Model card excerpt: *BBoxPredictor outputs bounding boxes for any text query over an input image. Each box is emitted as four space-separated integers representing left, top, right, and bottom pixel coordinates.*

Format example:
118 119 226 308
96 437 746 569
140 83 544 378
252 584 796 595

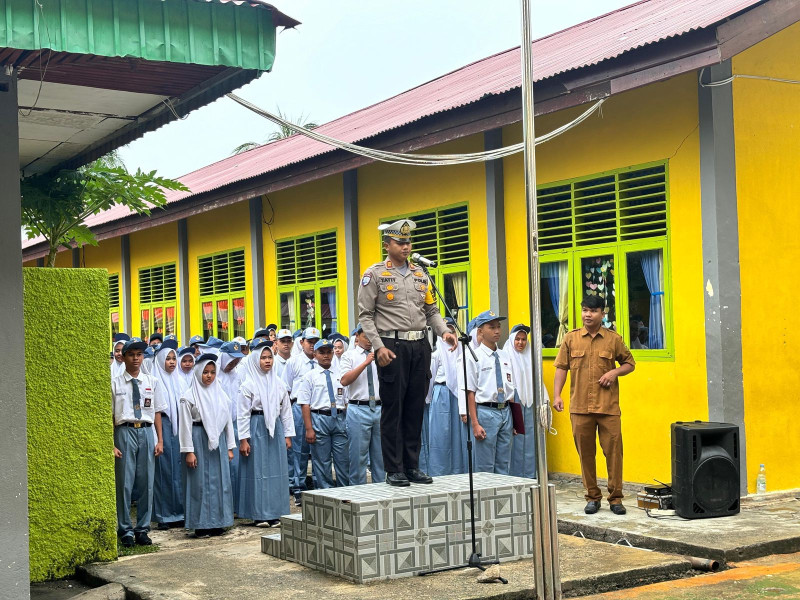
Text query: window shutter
108 274 120 308
139 265 176 303
276 240 297 286
316 232 337 280
199 250 246 296
618 164 668 240
276 232 338 286
380 204 470 266
199 256 214 296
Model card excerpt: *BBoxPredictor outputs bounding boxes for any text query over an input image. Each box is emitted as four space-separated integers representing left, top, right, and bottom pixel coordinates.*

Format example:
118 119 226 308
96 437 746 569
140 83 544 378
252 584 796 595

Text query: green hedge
24 268 117 581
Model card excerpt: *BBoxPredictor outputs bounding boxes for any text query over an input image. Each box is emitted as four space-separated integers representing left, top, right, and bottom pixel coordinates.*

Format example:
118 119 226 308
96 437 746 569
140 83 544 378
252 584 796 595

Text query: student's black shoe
134 533 153 546
156 523 170 531
386 472 411 487
194 529 211 539
209 528 225 536
294 494 302 507
254 520 270 528
171 520 185 529
120 535 135 548
584 501 601 514
610 503 627 515
267 519 281 527
405 469 433 484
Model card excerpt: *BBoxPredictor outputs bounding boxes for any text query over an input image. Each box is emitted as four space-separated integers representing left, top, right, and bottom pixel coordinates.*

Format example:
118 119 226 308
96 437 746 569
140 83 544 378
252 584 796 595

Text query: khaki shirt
358 259 448 351
553 327 635 416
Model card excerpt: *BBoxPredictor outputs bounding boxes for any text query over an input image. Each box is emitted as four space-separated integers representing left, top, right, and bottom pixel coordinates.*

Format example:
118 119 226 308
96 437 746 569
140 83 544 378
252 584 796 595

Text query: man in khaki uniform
358 219 457 486
553 294 635 515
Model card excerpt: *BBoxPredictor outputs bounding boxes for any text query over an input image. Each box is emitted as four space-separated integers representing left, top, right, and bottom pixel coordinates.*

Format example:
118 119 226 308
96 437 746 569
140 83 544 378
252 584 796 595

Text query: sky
119 0 633 179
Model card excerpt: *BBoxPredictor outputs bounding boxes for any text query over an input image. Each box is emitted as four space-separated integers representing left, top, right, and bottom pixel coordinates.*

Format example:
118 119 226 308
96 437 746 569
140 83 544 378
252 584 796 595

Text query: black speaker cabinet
671 421 740 519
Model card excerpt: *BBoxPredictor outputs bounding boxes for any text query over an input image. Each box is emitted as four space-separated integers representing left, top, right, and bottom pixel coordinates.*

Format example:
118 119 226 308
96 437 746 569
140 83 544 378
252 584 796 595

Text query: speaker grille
693 455 739 512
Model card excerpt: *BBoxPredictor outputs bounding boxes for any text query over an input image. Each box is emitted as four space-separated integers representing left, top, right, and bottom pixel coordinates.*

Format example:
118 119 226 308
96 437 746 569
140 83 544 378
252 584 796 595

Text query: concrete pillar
343 170 360 333
121 234 132 335
485 128 508 336
249 197 265 331
177 219 191 344
0 66 31 599
698 60 748 495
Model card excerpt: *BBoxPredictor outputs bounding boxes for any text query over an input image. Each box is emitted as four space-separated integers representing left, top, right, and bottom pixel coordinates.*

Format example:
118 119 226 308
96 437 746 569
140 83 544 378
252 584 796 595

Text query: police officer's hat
313 339 334 352
378 219 416 242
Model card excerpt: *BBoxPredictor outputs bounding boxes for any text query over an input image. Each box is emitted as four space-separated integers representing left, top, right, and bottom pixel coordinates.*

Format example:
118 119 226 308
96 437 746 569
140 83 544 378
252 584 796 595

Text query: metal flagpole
519 1 561 598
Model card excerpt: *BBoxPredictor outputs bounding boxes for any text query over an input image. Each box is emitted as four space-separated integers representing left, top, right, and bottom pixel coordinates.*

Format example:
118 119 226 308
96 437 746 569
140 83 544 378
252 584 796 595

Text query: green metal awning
1 0 299 174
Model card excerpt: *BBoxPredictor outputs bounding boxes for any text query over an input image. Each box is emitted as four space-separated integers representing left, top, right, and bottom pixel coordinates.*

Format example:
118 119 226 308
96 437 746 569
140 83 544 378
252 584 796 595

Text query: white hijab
111 341 126 379
240 346 288 438
177 352 195 393
153 349 180 436
291 337 303 357
181 358 231 451
503 330 534 407
438 334 461 399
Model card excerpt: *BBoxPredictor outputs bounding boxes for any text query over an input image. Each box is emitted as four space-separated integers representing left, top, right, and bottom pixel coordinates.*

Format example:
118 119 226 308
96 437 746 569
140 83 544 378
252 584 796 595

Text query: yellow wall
53 249 72 268
83 237 121 276
358 135 490 317
263 176 346 332
187 202 253 337
129 222 180 340
733 22 800 492
503 73 710 485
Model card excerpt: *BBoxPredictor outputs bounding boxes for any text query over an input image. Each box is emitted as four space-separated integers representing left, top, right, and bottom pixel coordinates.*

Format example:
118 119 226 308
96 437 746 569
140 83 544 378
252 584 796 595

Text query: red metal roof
55 0 764 238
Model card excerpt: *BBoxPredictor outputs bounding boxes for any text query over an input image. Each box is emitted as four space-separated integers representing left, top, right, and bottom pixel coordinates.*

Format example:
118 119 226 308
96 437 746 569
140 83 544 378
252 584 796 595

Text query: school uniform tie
365 349 376 411
492 352 506 404
131 378 142 420
324 370 338 416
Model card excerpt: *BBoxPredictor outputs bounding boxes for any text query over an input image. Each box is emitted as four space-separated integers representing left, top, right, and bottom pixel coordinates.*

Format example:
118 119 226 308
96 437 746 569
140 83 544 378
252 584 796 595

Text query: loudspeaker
671 421 740 519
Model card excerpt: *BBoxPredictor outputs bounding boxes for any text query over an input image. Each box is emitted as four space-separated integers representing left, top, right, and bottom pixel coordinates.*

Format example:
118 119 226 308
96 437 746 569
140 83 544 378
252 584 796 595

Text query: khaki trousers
570 413 623 504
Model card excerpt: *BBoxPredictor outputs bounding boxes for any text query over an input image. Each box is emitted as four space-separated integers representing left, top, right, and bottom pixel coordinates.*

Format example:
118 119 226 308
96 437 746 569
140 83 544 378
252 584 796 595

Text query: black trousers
377 337 431 474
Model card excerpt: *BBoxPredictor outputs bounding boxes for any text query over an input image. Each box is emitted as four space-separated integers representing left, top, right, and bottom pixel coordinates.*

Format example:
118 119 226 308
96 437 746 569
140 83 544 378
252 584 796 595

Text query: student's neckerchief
154 349 180 436
240 346 288 438
181 358 230 451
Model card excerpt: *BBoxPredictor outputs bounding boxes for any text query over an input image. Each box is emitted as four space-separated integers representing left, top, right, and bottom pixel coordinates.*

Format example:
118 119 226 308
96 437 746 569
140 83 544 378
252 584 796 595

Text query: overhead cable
699 67 800 88
225 93 606 166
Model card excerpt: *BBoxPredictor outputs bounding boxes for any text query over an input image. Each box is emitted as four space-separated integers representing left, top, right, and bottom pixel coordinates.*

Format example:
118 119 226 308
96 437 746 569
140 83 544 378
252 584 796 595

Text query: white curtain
557 261 569 346
450 272 468 332
283 292 296 331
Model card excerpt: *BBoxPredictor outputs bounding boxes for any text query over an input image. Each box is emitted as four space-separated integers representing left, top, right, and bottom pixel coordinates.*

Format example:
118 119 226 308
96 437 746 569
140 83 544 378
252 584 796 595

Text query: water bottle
756 464 767 494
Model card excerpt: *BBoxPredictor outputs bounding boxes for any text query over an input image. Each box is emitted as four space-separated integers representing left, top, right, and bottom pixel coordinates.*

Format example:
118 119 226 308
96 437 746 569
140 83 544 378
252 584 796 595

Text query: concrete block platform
262 473 536 582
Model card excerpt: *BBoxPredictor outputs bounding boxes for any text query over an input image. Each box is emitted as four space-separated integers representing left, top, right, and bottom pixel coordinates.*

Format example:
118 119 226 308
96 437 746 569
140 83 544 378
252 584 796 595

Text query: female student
177 347 196 392
237 343 295 526
152 341 184 528
218 341 245 514
179 354 236 538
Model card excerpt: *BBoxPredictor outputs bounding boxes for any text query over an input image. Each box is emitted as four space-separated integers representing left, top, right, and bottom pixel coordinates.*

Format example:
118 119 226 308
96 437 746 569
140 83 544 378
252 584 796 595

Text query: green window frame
380 203 471 332
139 263 177 340
109 273 121 341
537 161 674 360
276 230 338 334
199 249 247 342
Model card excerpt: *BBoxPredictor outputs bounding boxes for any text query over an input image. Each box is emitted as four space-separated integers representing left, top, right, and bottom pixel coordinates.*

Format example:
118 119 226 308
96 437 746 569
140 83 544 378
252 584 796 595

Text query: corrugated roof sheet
51 0 765 238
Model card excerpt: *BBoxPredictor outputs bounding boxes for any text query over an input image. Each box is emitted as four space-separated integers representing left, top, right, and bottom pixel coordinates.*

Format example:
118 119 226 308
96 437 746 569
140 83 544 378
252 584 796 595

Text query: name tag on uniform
507 373 512 382
337 388 344 396
144 397 152 408
481 367 492 372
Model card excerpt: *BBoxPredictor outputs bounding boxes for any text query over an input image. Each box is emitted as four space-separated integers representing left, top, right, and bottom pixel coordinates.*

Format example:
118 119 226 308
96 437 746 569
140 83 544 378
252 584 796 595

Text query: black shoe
294 494 302 507
267 519 281 527
584 501 601 514
156 523 170 531
386 472 411 487
209 528 225 536
134 533 152 546
194 529 211 539
405 469 433 484
120 535 135 548
171 520 185 529
610 503 627 515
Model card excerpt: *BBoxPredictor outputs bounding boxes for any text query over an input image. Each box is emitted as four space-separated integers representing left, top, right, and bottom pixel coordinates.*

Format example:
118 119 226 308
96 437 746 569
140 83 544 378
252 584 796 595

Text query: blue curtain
541 263 560 321
326 289 337 333
639 250 665 349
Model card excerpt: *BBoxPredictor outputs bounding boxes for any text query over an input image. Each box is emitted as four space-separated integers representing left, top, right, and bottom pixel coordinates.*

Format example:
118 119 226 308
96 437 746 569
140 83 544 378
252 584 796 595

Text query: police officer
358 219 457 486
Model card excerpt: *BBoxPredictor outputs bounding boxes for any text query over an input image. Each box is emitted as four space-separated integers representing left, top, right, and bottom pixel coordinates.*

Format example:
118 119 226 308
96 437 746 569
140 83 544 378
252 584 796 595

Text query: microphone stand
415 260 508 584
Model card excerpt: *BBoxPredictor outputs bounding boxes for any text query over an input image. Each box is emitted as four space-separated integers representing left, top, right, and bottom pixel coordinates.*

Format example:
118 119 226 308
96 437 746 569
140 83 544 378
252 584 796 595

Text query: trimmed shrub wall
24 268 117 581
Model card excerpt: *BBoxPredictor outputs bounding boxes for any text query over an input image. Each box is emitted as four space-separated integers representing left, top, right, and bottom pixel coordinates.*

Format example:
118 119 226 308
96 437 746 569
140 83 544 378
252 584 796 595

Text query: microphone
411 253 437 268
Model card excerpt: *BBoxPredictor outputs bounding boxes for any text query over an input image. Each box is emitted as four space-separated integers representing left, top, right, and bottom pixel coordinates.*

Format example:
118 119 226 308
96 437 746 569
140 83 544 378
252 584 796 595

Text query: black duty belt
379 329 426 341
349 400 382 407
121 422 152 428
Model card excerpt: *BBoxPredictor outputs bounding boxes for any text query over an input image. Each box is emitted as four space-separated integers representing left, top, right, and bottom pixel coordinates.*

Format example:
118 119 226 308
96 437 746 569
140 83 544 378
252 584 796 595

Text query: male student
553 294 635 515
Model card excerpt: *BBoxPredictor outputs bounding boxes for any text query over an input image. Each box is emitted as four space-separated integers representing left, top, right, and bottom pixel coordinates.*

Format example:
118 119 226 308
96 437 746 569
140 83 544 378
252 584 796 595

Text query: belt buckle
497 402 507 410
133 422 142 429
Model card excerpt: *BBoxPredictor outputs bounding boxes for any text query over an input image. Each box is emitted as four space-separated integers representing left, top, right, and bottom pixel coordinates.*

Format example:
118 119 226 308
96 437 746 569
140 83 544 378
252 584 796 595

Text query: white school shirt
274 353 290 379
281 353 317 398
237 382 296 440
339 346 380 402
466 344 516 405
295 366 347 411
178 398 236 453
111 371 167 426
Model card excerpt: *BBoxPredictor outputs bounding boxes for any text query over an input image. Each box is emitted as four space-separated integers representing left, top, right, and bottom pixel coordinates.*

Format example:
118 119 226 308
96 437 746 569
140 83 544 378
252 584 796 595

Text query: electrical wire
699 67 800 88
225 93 606 166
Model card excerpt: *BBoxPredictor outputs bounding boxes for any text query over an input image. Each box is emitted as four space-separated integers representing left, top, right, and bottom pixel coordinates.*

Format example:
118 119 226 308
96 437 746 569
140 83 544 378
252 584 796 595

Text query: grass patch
118 544 160 558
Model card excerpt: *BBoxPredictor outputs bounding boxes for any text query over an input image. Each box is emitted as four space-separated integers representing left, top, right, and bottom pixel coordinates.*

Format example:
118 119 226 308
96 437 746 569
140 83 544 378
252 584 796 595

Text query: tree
231 107 319 155
21 158 188 267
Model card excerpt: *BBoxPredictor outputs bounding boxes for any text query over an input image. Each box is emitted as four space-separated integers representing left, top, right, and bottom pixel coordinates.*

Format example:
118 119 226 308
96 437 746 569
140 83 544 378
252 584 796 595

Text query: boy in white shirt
273 329 294 378
296 340 349 488
466 311 516 475
111 337 166 547
340 324 383 485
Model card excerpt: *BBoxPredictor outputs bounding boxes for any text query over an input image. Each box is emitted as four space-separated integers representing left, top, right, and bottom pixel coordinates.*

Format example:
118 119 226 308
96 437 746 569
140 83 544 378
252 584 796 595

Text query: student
466 311 516 475
179 354 236 538
149 333 163 348
111 337 165 547
237 343 295 527
152 339 184 528
281 327 321 504
296 340 349 488
329 333 348 375
291 330 303 357
218 341 245 515
141 345 156 375
273 329 294 378
177 347 196 392
111 333 130 379
428 318 466 476
233 336 249 356
504 324 547 479
188 335 204 357
340 324 383 485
